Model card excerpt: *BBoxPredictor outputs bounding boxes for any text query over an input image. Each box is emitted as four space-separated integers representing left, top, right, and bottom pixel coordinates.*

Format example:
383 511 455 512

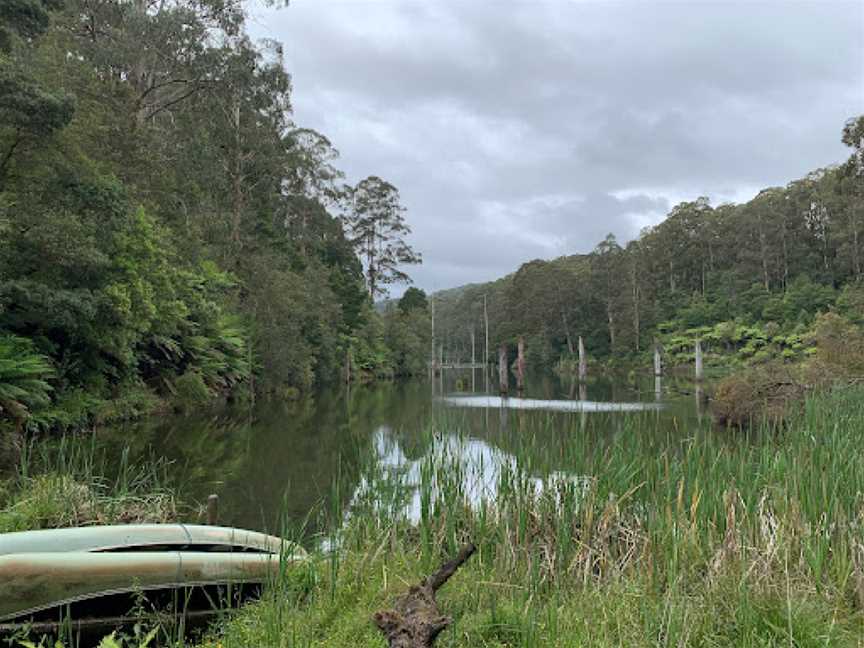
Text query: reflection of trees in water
95 383 436 540
89 374 717 544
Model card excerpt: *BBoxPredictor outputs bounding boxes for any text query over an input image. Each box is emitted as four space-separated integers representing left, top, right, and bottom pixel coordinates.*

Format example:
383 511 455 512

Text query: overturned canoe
0 525 306 633
0 551 290 622
0 524 297 555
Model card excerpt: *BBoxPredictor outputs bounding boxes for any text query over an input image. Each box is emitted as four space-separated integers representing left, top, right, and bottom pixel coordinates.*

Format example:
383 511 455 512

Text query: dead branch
373 543 476 648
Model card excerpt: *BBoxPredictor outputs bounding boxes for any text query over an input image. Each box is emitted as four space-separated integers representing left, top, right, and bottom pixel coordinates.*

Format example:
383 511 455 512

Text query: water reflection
89 371 708 544
349 425 590 523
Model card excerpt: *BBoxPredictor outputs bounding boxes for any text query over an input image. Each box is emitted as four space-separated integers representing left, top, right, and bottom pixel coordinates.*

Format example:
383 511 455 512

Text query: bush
171 371 212 411
712 363 807 427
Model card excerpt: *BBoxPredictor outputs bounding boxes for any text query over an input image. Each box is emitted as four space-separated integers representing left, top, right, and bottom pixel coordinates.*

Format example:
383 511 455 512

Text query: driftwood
373 543 476 648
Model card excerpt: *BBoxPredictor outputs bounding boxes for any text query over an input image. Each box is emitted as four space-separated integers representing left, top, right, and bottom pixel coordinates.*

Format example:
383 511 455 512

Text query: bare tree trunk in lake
374 544 476 648
695 339 704 381
498 345 508 394
430 294 436 375
483 294 490 366
654 342 663 377
695 384 706 421
470 328 475 366
516 337 525 393
578 336 587 382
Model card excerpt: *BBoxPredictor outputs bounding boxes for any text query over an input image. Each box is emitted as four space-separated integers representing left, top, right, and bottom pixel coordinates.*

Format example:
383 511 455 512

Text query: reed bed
207 386 864 647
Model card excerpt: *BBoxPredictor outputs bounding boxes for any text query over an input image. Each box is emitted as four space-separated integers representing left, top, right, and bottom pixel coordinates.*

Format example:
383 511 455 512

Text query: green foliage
0 0 424 431
0 334 52 428
397 286 428 314
384 306 432 375
171 372 212 411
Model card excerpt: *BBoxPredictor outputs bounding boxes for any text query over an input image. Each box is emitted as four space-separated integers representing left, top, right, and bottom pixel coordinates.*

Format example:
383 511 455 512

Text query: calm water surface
98 370 712 542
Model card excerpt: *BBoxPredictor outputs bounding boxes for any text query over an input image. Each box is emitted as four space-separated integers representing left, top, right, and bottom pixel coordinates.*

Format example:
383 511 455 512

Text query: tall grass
0 434 180 531
209 386 864 646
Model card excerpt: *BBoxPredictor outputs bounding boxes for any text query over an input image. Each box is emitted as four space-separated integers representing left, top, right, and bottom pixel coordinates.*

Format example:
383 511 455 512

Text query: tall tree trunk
230 97 244 258
607 305 616 353
578 336 587 382
758 218 769 291
630 256 641 352
781 216 789 291
561 310 574 355
853 201 861 280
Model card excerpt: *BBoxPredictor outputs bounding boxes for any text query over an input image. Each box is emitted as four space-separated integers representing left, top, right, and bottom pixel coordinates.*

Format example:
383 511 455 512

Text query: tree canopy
0 0 426 432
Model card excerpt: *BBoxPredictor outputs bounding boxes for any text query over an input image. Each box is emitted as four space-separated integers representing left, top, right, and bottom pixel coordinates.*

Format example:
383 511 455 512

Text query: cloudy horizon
247 0 864 296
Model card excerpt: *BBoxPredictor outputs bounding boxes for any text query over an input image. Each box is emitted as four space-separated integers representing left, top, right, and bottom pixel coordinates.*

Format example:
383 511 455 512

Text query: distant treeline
0 0 429 433
434 116 864 369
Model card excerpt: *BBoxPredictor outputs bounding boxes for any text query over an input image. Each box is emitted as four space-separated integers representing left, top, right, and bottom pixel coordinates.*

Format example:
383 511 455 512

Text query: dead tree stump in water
373 543 476 648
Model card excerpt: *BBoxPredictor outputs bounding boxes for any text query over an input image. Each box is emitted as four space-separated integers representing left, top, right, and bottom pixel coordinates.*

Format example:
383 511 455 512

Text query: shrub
712 363 806 427
171 371 212 411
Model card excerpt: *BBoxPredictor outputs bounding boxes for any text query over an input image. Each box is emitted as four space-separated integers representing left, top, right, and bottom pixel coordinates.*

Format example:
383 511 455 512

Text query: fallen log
373 543 476 647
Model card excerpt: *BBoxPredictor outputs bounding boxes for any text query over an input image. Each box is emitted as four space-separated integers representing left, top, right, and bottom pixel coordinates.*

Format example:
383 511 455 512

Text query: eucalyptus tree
838 116 864 281
590 234 626 353
0 0 72 190
348 176 421 299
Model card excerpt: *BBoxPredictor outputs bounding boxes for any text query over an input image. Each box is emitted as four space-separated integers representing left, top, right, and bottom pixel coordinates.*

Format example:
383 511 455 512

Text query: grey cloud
247 0 864 295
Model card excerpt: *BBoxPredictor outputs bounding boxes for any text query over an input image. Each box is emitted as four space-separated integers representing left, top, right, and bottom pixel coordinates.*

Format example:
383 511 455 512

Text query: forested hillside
435 116 864 370
0 0 429 433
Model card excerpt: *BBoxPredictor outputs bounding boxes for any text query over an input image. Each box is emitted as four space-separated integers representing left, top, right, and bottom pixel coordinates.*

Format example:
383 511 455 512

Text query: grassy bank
0 437 182 532
202 386 864 647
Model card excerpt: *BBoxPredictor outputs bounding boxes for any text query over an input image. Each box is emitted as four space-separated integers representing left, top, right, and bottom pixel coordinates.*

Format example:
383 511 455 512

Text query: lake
96 370 713 544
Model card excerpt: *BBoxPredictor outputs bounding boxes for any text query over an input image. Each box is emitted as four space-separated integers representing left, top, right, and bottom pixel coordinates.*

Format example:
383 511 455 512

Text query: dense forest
434 115 864 371
0 0 431 434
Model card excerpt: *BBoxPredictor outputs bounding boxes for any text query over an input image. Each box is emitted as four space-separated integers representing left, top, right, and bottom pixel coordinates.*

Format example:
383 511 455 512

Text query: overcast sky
247 0 864 296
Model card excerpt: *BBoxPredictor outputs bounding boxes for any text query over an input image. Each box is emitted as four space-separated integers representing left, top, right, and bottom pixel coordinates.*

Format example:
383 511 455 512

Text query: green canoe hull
0 524 297 555
0 551 294 621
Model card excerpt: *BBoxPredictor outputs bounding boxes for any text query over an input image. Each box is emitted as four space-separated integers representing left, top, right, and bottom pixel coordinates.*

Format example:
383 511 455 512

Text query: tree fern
0 335 53 427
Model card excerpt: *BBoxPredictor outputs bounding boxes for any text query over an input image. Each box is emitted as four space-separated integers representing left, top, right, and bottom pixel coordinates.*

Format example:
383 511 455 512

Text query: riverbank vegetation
0 0 433 436
197 385 864 646
0 438 180 532
433 116 864 377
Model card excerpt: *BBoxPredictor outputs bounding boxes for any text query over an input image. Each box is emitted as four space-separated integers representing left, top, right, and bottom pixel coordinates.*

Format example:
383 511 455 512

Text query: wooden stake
206 494 219 525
